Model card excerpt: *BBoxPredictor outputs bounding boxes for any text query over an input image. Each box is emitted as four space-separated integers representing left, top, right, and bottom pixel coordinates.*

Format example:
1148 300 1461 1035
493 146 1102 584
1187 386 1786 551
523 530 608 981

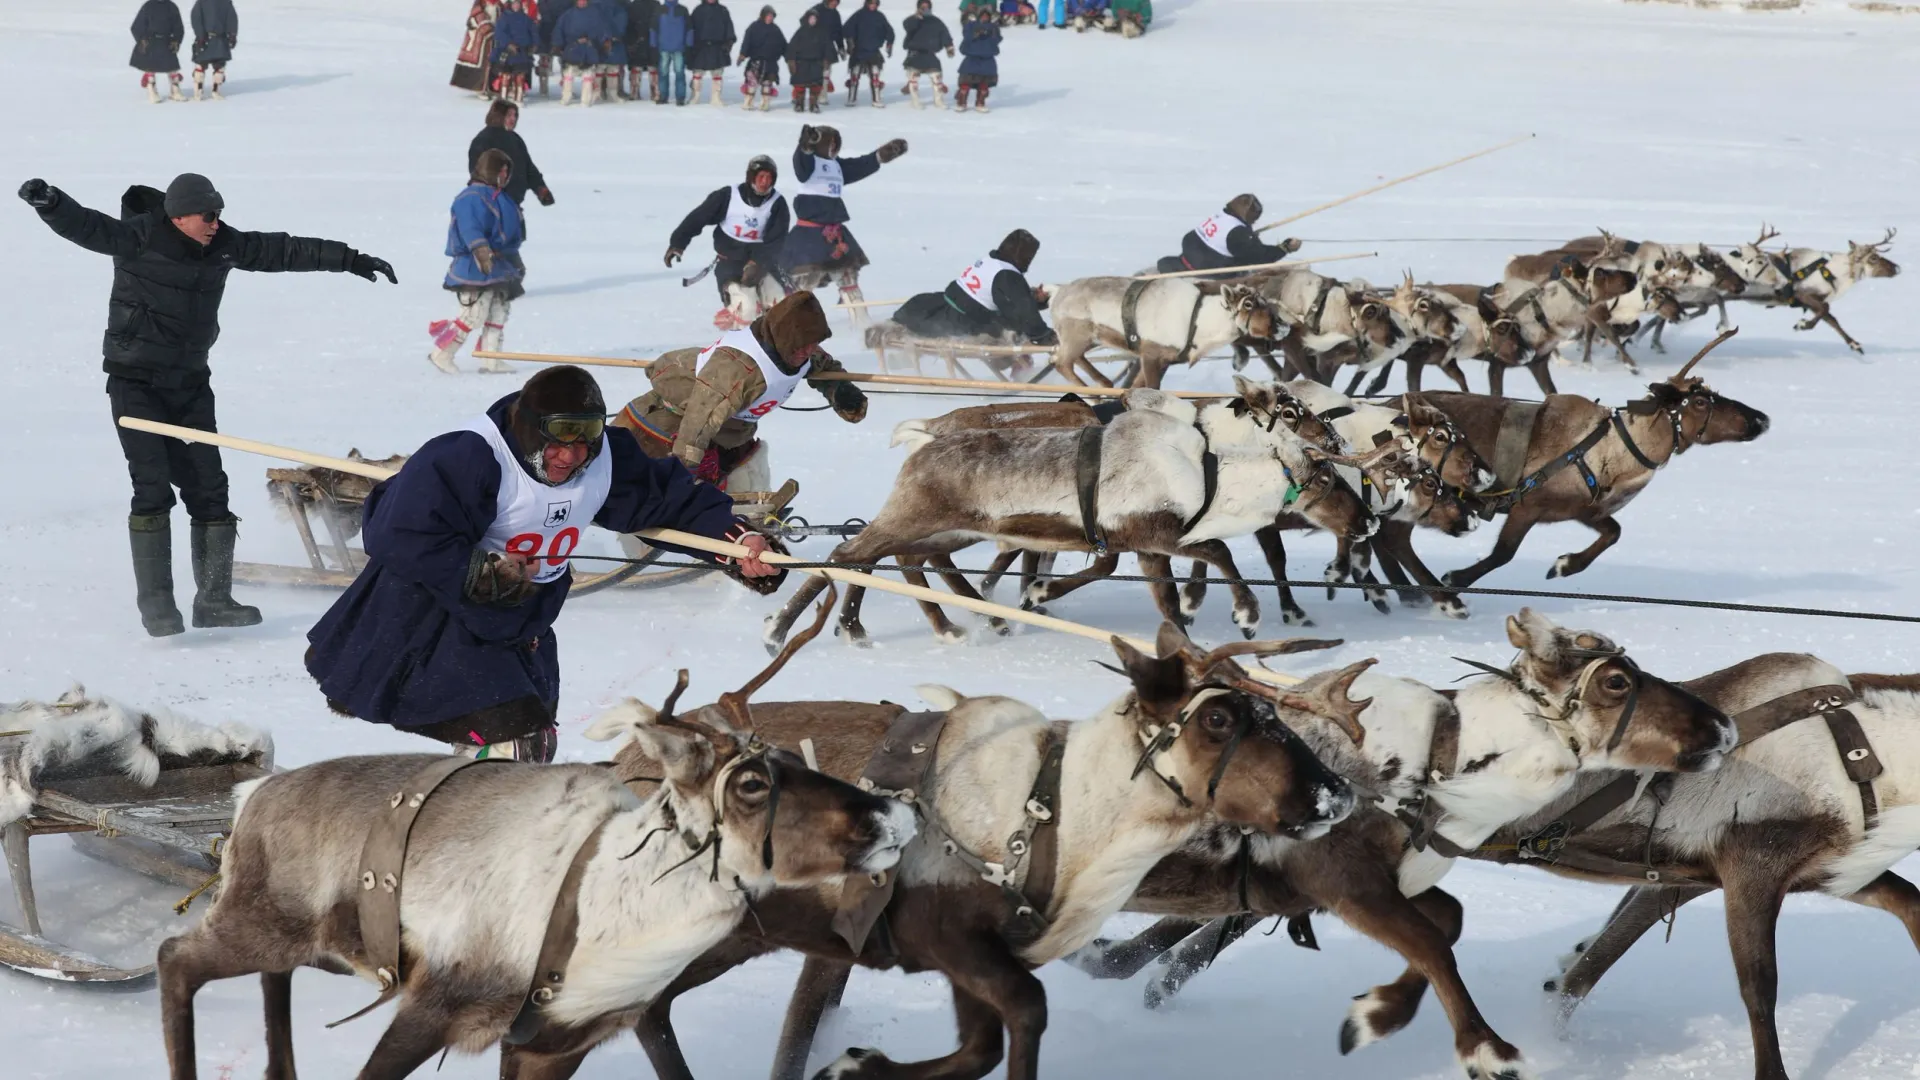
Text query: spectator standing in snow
1033 0 1065 29
843 0 893 107
553 0 610 105
653 0 693 104
131 0 186 103
593 0 629 101
738 6 786 111
17 174 394 636
787 9 832 112
1155 194 1301 275
490 0 540 102
625 0 660 101
538 0 564 96
666 155 792 329
899 0 952 109
188 0 236 101
431 149 524 375
468 100 553 235
806 0 845 92
689 0 736 105
955 9 998 113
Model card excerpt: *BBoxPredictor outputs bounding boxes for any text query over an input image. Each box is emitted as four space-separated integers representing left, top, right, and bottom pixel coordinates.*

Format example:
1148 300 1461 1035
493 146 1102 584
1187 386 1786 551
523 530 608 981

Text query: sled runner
0 693 273 985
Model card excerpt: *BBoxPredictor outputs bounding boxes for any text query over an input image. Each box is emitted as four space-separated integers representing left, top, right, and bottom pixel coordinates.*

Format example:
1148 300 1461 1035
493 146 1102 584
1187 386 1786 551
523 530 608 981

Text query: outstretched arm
224 227 395 282
992 270 1057 345
25 184 143 259
668 186 732 256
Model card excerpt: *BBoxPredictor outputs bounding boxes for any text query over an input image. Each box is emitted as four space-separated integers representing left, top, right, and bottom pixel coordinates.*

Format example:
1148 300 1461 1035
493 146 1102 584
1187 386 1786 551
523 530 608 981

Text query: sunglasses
199 211 220 224
537 413 606 445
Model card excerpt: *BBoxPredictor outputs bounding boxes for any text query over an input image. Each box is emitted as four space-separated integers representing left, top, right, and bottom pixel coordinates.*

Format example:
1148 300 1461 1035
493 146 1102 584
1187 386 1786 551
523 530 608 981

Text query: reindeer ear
1232 373 1258 400
611 707 718 787
1116 633 1191 712
1504 613 1532 653
1506 608 1562 663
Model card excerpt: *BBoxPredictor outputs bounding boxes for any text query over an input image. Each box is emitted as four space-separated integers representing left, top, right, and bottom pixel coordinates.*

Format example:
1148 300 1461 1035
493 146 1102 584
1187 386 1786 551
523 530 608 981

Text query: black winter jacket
843 7 893 64
467 126 547 207
669 183 791 263
789 150 882 225
1178 222 1289 271
626 0 662 65
788 19 834 85
130 0 184 72
806 2 845 54
688 0 736 69
893 265 1051 344
901 12 951 57
36 185 358 387
190 0 237 65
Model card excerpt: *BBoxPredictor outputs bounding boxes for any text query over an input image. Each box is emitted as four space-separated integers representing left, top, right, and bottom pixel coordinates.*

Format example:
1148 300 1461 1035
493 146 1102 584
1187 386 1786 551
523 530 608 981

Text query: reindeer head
1730 223 1786 286
1648 286 1685 323
1638 330 1769 448
1585 266 1640 303
1220 284 1277 341
1110 624 1357 837
1485 315 1530 365
1504 609 1733 773
586 587 917 888
1848 228 1900 280
1595 228 1630 263
1692 248 1748 296
1402 464 1477 536
1353 295 1405 351
1387 272 1458 342
1228 375 1341 453
1291 441 1387 542
1394 395 1495 492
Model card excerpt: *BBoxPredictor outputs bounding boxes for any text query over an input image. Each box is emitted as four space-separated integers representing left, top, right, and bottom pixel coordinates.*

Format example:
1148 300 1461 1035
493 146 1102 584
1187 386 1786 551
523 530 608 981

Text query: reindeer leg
1253 526 1311 627
1180 561 1208 623
771 958 856 1080
1342 367 1368 397
1337 887 1466 1049
1138 553 1188 628
1648 317 1668 354
1547 512 1621 579
1142 914 1260 1009
159 918 296 1080
837 573 874 647
637 937 780 1080
1403 354 1425 394
976 550 1022 598
500 1046 593 1080
1441 509 1537 597
930 553 1010 636
1486 362 1506 398
1021 551 1118 611
1345 539 1390 614
1547 886 1710 1018
1526 358 1557 396
1720 862 1798 1080
1019 552 1053 609
1187 539 1260 638
1590 311 1639 373
1439 357 1470 393
1067 917 1209 981
1051 331 1093 386
262 971 297 1080
1817 304 1865 354
1375 520 1467 617
1845 871 1920 953
1258 341 1289 380
899 557 967 644
1715 296 1731 332
356 994 460 1080
819 940 1038 1080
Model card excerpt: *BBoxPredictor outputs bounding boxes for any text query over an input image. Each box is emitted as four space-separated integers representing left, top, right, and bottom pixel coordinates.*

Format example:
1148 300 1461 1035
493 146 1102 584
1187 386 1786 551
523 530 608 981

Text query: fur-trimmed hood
0 687 272 827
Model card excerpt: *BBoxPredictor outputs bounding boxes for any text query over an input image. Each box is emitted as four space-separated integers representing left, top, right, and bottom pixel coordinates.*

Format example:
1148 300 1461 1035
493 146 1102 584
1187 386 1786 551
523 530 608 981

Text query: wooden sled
1 745 272 985
243 466 811 595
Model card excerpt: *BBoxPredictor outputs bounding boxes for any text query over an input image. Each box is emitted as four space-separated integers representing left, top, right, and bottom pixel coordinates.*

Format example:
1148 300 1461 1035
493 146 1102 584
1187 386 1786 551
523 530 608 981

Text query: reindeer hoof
989 618 1014 637
1459 1041 1532 1080
1437 598 1470 620
1281 609 1313 628
935 626 969 645
1851 342 1866 355
812 1047 888 1080
837 624 873 648
1547 555 1577 579
1370 596 1391 615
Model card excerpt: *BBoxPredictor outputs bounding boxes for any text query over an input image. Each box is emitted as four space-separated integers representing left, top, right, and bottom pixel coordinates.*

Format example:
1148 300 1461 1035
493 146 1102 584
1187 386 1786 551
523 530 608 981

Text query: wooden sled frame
1 744 274 986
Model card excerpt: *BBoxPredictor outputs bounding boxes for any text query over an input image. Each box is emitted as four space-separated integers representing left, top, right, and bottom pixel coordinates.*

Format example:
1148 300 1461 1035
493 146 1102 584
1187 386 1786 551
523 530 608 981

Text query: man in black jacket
1156 193 1302 275
665 154 791 330
466 99 554 234
891 228 1055 346
17 173 396 638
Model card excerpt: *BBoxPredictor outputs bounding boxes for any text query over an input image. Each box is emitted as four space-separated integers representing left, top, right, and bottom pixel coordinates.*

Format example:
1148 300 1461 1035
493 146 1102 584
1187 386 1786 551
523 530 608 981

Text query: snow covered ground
4 0 1918 1076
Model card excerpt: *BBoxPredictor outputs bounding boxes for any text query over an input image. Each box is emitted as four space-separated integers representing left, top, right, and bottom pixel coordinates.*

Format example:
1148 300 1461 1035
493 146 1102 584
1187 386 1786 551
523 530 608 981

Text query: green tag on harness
1282 482 1304 507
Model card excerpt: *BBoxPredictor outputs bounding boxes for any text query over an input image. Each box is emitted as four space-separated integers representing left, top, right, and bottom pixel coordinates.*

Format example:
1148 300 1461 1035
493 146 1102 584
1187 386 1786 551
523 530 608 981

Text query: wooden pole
110 418 1302 686
834 297 910 310
1254 134 1537 236
1129 250 1377 282
469 352 1236 398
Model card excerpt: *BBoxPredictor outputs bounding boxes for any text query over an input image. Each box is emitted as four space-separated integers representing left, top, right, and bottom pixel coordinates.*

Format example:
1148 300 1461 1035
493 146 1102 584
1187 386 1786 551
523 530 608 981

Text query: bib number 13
505 528 581 568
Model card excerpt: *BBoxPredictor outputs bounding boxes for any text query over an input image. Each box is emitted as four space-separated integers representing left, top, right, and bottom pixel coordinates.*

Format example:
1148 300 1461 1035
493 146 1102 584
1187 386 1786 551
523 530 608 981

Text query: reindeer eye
1201 708 1234 735
1603 673 1631 694
1282 407 1300 421
734 771 771 798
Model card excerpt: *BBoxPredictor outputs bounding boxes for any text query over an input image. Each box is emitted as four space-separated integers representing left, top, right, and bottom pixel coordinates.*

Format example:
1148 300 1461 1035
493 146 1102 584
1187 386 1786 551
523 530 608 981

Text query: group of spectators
478 0 1004 112
968 0 1152 36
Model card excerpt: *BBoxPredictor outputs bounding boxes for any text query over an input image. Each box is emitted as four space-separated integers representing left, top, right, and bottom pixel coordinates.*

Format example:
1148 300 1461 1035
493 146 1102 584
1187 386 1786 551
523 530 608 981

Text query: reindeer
764 387 1383 648
1730 226 1899 353
580 626 1360 1080
1371 272 1488 395
1240 269 1413 387
1046 276 1275 388
156 592 916 1080
1045 610 1736 1080
1367 333 1767 615
1419 283 1543 396
1639 242 1749 353
1457 650 1920 1080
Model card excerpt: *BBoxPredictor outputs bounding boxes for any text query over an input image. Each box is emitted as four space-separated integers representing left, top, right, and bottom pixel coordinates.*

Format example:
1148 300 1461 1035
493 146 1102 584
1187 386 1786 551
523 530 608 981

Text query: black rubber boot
129 514 185 637
190 517 262 628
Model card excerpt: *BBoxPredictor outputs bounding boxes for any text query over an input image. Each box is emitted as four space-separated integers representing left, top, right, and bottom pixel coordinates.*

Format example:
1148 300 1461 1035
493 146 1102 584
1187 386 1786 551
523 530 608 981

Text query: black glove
349 251 397 284
535 186 554 206
664 247 683 268
829 378 868 423
875 138 908 164
1279 237 1303 255
464 549 537 606
718 521 790 596
17 179 54 209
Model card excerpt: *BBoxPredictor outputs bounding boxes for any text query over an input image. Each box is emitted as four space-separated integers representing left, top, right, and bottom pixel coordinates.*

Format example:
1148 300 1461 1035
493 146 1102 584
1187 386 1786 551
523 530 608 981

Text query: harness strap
1491 402 1543 490
331 756 507 1029
1315 406 1355 423
1075 426 1109 554
1178 290 1206 365
1823 708 1883 830
1120 279 1152 352
1182 450 1221 534
832 709 950 955
1733 685 1853 746
1401 702 1464 855
1006 722 1072 948
1610 411 1665 471
502 816 615 1046
1306 278 1335 335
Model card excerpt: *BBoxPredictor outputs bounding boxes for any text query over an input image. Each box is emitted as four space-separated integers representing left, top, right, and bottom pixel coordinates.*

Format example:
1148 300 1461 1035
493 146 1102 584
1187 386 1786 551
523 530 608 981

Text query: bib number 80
505 527 581 568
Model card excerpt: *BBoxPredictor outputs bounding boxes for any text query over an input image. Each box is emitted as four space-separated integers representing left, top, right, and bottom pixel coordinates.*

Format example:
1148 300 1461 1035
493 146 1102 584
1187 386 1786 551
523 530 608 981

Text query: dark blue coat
492 8 540 63
595 0 629 64
652 1 693 51
789 149 882 225
843 6 893 65
688 0 736 70
958 18 998 79
131 0 184 72
306 396 737 730
553 3 612 66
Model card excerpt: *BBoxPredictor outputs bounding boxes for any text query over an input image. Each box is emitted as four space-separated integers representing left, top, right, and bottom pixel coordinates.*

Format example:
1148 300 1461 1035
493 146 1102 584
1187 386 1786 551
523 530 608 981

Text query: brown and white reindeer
1419 283 1542 397
1728 226 1899 353
1365 333 1769 615
1374 272 1480 396
1053 609 1736 1080
1046 276 1276 388
1455 647 1920 1080
1639 242 1750 353
1236 267 1413 387
764 386 1384 649
571 626 1360 1080
156 595 916 1080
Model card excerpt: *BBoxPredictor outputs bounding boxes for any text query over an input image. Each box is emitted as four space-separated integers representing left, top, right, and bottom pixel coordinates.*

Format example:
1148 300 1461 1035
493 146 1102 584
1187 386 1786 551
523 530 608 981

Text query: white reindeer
1046 276 1277 388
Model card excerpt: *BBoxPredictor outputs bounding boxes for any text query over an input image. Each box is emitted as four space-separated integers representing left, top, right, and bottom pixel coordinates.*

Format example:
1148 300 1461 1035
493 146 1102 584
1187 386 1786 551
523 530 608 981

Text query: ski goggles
535 413 606 445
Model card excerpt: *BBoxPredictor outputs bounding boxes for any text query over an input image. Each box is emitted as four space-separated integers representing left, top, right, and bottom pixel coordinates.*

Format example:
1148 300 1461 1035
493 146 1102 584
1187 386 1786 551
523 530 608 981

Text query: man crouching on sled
612 290 866 495
305 365 782 763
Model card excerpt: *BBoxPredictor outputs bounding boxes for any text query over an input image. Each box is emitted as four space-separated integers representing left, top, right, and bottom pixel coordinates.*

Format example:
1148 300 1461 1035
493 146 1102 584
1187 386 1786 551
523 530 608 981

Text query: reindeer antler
1195 637 1344 674
1754 222 1781 247
1275 659 1378 745
1876 227 1898 250
715 581 840 733
1672 327 1737 383
649 669 729 740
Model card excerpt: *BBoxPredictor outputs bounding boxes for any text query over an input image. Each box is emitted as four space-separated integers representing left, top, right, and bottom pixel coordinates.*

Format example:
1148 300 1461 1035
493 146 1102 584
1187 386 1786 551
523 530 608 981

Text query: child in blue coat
955 10 998 113
491 0 540 102
431 149 526 374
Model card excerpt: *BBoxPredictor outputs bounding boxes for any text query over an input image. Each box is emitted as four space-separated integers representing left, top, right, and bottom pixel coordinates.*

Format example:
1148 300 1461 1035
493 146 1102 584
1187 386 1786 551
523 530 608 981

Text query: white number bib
794 156 844 200
720 185 779 243
953 256 1019 313
701 328 813 422
1195 212 1237 258
462 415 613 584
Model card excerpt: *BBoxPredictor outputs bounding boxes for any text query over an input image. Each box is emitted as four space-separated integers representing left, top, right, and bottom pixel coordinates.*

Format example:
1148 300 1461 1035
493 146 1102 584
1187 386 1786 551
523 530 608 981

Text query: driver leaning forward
613 291 867 495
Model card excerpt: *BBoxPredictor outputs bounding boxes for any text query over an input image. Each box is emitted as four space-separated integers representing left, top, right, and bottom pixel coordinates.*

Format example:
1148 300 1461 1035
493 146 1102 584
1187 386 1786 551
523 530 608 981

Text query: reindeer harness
1474 392 1715 518
1073 424 1221 554
1120 279 1207 366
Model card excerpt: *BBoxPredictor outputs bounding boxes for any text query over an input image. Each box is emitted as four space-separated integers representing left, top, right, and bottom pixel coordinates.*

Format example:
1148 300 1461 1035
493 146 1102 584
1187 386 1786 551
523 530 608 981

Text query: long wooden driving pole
112 418 1304 685
1130 250 1377 281
469 350 1235 399
1255 134 1537 236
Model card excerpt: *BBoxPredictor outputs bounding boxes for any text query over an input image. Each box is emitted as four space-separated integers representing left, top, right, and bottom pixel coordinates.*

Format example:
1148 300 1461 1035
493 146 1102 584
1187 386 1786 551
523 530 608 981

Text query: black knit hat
992 229 1040 274
163 173 224 219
